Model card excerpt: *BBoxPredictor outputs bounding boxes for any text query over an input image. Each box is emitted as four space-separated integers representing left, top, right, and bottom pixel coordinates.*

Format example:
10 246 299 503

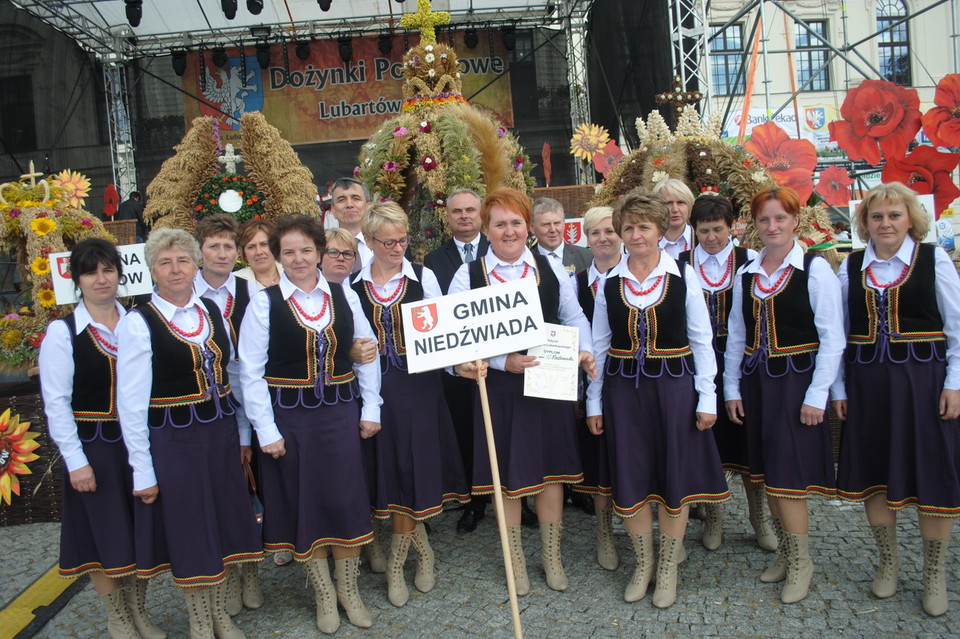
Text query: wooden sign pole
475 359 524 639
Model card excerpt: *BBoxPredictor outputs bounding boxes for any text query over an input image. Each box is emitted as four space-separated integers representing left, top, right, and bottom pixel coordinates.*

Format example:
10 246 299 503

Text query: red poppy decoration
592 140 624 178
421 156 436 171
828 79 921 165
744 121 817 203
881 145 960 217
814 165 855 208
921 74 960 148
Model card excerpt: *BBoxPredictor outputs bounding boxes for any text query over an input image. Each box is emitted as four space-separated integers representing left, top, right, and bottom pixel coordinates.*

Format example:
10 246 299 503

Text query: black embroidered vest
846 243 946 362
468 254 561 325
263 283 356 402
135 297 233 426
604 263 693 376
680 246 750 352
352 264 424 360
741 253 820 373
63 313 121 441
575 269 596 324
223 277 251 349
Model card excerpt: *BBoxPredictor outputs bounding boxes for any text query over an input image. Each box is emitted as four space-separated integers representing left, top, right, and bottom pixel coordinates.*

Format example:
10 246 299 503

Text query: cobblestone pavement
2 489 958 638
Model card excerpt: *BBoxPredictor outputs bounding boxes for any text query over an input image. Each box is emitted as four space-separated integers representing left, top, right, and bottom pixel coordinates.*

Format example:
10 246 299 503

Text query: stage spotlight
338 37 352 63
501 26 515 51
124 0 142 27
378 33 392 55
296 40 310 61
212 47 228 67
317 0 332 10
221 0 237 20
256 42 270 68
171 50 187 76
464 29 478 49
247 0 264 14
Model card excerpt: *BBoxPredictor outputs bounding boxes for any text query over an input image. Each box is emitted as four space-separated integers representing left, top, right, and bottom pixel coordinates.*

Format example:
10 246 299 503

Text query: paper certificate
523 323 579 402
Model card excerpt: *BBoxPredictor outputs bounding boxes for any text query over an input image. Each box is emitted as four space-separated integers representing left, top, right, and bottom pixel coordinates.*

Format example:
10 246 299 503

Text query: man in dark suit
532 197 592 274
424 189 492 533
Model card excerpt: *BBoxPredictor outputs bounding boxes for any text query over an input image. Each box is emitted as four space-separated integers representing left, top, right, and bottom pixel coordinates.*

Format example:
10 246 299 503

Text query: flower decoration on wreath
0 408 41 506
193 173 267 224
0 164 113 371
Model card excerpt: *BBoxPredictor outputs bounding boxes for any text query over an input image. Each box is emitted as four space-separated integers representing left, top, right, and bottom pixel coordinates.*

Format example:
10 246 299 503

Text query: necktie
463 242 474 263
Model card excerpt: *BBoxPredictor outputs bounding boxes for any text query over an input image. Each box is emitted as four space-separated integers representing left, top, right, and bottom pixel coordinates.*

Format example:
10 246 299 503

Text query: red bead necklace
88 326 117 353
167 305 205 338
866 262 910 289
491 262 531 283
222 292 233 318
698 251 733 288
624 275 664 296
753 266 792 294
590 279 599 295
290 293 329 321
366 278 404 304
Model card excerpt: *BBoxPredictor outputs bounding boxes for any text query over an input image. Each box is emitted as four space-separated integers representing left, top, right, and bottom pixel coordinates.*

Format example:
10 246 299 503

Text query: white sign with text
51 243 153 304
401 278 546 374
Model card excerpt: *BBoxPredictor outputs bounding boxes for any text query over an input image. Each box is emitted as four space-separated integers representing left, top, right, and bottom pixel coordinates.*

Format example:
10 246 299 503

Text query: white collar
194 270 235 296
694 239 733 264
660 225 692 247
745 240 806 274
72 299 126 334
150 290 206 321
354 231 367 246
279 269 331 299
483 246 538 272
537 242 565 260
862 235 916 270
354 257 419 284
454 235 480 250
590 255 622 284
608 250 679 283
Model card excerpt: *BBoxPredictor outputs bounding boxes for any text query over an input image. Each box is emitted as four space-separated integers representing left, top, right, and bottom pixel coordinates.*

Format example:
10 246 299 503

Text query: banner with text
51 244 152 304
401 278 545 374
183 31 514 146
723 105 841 149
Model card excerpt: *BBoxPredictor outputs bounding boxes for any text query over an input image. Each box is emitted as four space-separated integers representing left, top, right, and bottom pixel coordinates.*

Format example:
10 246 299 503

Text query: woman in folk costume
351 201 468 606
652 178 695 260
117 229 263 639
677 196 773 552
724 186 844 604
570 206 623 572
586 189 729 608
239 214 381 634
40 238 166 639
832 182 960 616
192 215 263 615
449 187 596 595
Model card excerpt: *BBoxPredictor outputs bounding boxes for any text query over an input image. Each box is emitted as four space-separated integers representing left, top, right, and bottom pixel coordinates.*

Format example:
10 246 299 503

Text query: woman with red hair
724 186 844 604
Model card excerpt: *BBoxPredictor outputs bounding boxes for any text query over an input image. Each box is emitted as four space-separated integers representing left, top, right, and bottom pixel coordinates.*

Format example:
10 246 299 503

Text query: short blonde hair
145 228 200 269
361 201 409 239
613 188 669 236
854 182 930 243
583 206 614 234
325 227 359 252
652 178 695 209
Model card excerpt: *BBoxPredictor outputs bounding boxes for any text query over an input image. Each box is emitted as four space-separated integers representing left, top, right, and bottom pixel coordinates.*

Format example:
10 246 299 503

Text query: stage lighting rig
247 0 264 15
221 0 237 20
124 0 142 27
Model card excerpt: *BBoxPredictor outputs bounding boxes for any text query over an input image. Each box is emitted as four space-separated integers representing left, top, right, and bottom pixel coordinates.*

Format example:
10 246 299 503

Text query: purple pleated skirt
837 357 960 516
741 367 836 498
602 372 730 517
472 369 583 497
261 399 373 558
58 435 138 578
135 414 263 586
711 351 749 473
572 415 610 495
365 367 469 520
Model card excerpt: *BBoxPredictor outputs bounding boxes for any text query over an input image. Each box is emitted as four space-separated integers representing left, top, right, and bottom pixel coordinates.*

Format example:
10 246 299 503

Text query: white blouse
353 257 443 301
689 242 758 292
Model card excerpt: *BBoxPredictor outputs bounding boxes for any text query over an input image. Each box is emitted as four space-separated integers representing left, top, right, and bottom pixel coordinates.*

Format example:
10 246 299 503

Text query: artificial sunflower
51 170 91 208
1 329 22 348
36 289 56 308
570 123 611 162
30 218 57 236
0 408 41 505
30 256 50 276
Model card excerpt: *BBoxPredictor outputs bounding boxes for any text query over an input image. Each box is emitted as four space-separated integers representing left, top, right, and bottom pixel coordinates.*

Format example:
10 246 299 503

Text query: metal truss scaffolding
668 0 711 118
563 0 592 185
102 58 137 196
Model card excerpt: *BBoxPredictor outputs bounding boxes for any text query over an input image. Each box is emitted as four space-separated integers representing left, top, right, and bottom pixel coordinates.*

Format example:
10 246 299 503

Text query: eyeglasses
325 248 357 260
372 235 410 250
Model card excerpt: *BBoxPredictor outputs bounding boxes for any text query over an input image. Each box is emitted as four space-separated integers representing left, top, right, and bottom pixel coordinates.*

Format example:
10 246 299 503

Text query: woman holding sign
831 183 960 616
585 189 729 609
351 202 468 607
239 214 381 634
40 239 166 639
449 187 596 596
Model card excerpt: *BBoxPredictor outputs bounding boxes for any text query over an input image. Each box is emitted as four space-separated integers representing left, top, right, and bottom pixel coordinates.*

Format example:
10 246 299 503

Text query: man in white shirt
532 197 592 274
330 178 373 268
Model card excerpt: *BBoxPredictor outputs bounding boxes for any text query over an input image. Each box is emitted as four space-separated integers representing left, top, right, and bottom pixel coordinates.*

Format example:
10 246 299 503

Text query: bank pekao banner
182 31 514 146
401 278 545 374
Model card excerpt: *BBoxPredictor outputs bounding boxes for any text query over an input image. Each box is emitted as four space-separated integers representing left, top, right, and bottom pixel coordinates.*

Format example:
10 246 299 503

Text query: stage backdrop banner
182 31 514 146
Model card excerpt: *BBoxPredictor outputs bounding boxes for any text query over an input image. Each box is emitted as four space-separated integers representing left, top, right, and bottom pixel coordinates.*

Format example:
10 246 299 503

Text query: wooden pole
475 359 524 639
